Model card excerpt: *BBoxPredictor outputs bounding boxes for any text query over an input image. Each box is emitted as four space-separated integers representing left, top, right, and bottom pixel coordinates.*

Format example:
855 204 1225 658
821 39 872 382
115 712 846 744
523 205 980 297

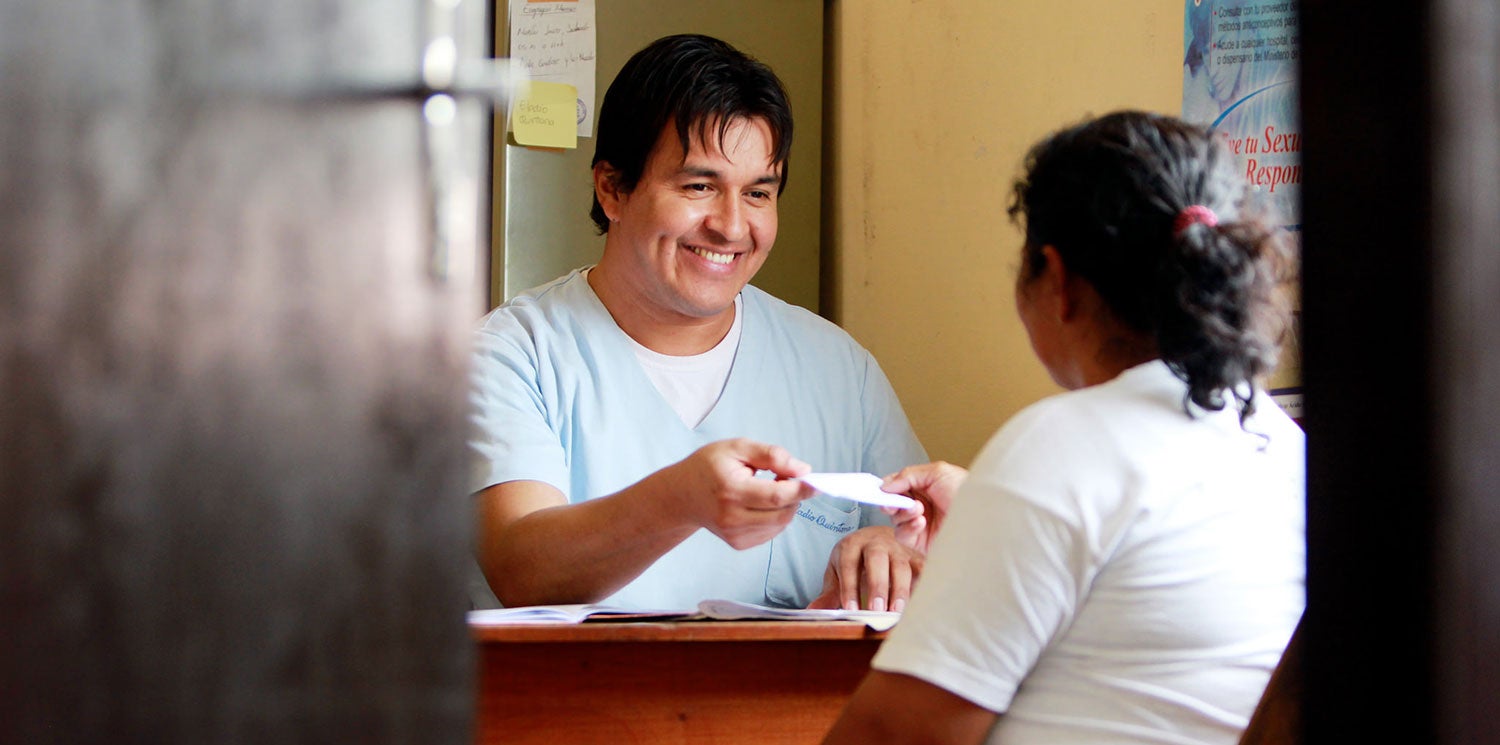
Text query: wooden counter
472 620 886 744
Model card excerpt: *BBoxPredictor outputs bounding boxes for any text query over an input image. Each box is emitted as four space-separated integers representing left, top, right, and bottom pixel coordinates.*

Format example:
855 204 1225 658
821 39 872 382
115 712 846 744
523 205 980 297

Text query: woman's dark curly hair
1009 110 1296 423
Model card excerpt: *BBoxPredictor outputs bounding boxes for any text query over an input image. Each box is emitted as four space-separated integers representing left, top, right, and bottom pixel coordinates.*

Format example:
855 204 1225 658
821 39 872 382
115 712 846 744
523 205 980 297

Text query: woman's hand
879 461 968 554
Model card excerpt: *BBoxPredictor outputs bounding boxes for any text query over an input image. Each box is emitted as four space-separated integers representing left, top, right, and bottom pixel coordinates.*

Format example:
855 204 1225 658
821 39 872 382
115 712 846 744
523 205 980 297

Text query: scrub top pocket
764 494 861 607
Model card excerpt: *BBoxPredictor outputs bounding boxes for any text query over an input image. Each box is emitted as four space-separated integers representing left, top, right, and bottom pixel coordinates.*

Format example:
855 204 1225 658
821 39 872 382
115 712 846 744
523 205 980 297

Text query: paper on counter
697 599 901 632
798 472 919 510
468 603 693 625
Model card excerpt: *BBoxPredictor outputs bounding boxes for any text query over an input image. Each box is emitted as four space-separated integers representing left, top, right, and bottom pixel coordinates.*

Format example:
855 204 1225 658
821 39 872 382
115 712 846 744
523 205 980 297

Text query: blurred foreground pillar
1 2 488 743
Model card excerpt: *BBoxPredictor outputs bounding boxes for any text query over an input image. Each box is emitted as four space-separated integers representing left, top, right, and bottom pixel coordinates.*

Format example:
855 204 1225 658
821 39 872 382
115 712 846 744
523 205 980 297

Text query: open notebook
467 599 900 631
466 604 692 625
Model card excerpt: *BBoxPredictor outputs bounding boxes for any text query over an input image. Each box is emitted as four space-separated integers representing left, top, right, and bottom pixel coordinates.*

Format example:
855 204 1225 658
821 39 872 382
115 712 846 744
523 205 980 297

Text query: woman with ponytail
825 111 1303 745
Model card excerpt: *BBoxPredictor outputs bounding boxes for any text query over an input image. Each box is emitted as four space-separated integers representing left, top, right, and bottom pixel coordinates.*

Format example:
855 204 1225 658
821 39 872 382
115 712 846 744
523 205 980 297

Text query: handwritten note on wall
508 0 596 139
512 81 579 149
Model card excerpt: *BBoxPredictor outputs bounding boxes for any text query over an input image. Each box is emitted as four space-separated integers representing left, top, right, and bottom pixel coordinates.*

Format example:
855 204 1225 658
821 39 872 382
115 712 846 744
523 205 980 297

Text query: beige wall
825 2 1184 464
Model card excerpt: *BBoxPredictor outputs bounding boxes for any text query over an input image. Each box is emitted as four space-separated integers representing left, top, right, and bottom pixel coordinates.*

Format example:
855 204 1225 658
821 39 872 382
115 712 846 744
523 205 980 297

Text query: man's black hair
589 34 793 234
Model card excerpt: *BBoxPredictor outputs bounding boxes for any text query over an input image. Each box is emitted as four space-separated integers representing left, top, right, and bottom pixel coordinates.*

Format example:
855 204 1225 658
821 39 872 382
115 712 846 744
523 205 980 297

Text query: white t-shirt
627 294 743 429
872 360 1305 745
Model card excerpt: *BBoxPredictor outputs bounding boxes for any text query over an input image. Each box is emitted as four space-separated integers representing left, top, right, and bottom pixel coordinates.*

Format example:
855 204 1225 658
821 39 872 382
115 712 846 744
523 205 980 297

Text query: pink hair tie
1173 204 1219 236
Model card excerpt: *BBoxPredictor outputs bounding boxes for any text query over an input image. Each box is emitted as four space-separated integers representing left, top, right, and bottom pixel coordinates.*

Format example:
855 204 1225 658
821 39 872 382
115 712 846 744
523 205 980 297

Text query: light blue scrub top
469 269 927 610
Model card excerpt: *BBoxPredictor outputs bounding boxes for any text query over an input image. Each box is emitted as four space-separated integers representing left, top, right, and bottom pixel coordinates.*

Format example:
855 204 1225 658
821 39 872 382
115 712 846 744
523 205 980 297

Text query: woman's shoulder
992 365 1176 447
965 363 1257 503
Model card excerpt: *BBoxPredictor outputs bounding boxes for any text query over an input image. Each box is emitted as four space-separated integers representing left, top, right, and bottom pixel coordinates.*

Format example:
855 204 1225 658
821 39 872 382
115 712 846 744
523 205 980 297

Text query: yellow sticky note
512 81 578 149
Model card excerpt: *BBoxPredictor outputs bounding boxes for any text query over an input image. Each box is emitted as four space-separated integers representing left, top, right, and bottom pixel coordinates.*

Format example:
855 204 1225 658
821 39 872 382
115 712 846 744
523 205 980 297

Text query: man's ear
593 162 625 223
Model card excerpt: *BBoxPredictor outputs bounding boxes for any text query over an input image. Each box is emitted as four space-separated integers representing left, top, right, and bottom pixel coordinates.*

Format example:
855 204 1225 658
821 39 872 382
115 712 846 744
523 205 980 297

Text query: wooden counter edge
469 619 890 643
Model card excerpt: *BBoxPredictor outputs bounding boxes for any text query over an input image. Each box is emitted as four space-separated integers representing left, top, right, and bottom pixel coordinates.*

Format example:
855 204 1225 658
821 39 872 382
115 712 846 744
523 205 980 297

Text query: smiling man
468 34 927 613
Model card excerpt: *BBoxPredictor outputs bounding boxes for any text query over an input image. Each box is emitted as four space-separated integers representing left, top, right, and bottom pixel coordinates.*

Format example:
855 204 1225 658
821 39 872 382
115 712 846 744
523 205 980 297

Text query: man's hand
657 438 817 550
879 461 968 554
806 526 924 613
475 438 815 607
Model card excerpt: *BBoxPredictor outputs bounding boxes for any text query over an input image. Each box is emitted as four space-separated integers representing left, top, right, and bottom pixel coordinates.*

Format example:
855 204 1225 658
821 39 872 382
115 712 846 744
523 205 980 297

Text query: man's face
600 116 781 320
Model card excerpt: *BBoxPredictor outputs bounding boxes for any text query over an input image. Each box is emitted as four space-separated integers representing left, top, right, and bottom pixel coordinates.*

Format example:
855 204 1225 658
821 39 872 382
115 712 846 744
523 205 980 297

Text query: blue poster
1183 0 1301 228
1183 0 1302 409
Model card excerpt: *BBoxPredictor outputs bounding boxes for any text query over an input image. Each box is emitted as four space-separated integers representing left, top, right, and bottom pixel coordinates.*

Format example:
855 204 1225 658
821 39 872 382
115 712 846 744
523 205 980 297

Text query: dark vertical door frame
1301 0 1500 741
1430 0 1500 741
